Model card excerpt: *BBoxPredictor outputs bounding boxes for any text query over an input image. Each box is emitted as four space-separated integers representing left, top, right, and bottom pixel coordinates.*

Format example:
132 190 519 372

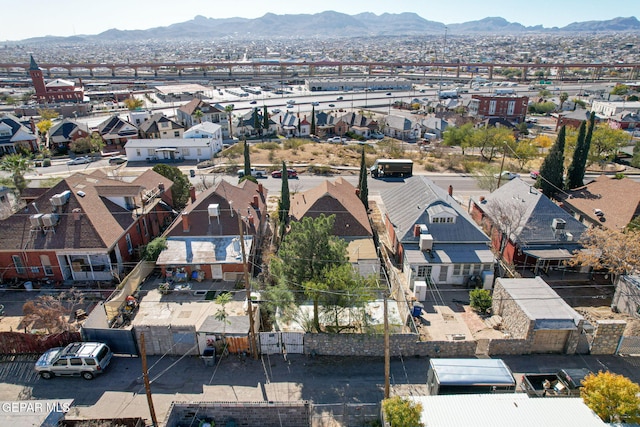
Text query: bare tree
22 288 85 333
483 198 529 257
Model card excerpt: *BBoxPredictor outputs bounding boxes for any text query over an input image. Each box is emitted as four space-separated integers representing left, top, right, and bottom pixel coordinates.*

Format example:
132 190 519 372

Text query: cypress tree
357 147 369 210
567 120 587 189
583 112 596 167
263 105 269 136
243 141 251 176
538 125 566 198
253 107 261 136
278 161 290 238
310 106 316 136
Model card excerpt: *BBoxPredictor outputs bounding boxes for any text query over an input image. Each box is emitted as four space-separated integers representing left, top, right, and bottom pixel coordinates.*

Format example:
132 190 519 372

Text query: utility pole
238 210 259 360
384 294 390 399
140 333 158 427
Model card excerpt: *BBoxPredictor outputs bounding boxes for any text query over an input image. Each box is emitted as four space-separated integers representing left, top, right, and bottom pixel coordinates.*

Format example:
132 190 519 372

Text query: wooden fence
0 330 81 354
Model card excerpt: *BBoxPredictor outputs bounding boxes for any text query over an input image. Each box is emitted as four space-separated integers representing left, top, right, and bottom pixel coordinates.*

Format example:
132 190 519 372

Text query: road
0 352 638 423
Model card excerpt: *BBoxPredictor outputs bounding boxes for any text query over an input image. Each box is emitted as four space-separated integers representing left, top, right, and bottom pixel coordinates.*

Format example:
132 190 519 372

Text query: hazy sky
2 0 637 41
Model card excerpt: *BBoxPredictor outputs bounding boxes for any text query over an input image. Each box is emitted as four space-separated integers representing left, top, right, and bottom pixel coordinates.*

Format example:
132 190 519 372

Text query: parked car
327 136 346 144
108 156 127 165
271 169 298 179
494 171 520 180
336 96 343 101
311 101 320 106
67 156 91 165
328 104 335 107
530 170 540 179
249 100 257 104
35 342 113 380
271 109 281 114
286 104 294 109
287 100 296 104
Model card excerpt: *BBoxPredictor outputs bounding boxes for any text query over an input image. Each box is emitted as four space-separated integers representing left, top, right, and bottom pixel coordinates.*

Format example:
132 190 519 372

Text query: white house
184 121 223 154
125 138 216 162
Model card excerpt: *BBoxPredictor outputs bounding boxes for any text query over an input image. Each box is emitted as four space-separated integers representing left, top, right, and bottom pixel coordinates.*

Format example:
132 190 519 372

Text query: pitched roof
385 114 414 131
380 176 489 243
178 98 225 115
97 115 138 138
0 170 170 251
0 113 36 145
165 179 268 238
478 178 587 244
559 175 640 230
49 119 89 141
290 178 372 237
138 113 183 133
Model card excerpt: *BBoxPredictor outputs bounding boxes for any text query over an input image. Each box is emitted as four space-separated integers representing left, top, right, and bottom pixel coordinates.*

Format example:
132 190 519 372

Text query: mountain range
22 12 640 43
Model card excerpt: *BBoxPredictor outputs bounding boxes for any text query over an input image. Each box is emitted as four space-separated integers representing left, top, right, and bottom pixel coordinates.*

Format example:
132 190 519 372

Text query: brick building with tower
29 55 85 104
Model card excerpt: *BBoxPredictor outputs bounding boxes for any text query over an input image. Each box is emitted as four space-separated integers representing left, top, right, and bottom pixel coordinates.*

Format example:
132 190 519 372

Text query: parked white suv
35 342 113 380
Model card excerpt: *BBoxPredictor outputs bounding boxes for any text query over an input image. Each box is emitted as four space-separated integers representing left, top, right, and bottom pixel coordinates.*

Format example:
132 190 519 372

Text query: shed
492 277 584 353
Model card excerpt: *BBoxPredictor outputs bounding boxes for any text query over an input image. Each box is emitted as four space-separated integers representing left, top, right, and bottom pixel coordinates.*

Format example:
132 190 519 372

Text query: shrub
470 289 492 314
42 158 51 167
307 164 332 175
254 142 280 150
382 396 423 427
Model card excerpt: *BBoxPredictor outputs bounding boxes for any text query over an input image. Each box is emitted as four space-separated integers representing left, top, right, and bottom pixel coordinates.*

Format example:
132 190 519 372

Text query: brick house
48 119 90 151
0 170 174 283
156 180 268 281
96 114 139 152
0 113 39 154
289 178 379 276
468 94 528 123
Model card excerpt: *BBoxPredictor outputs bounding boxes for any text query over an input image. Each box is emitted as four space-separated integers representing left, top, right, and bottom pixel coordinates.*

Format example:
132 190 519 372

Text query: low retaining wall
487 338 532 355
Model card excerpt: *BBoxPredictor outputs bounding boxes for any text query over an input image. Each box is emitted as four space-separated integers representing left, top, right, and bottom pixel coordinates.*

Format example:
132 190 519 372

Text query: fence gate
616 336 640 356
259 332 281 355
281 332 304 354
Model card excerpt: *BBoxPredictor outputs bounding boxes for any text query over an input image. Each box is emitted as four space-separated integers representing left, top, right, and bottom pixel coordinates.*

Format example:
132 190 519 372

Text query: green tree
537 125 566 198
474 166 501 192
566 120 587 189
310 106 316 136
152 164 191 210
581 371 640 423
0 153 31 196
513 139 539 169
263 105 270 135
357 147 369 210
124 97 144 111
588 124 631 167
193 109 203 123
69 133 105 156
37 108 59 120
277 161 290 238
559 92 569 109
271 214 348 318
631 140 640 168
214 292 233 335
528 101 556 114
538 89 551 99
442 122 473 154
470 126 513 162
243 141 251 177
469 289 492 314
382 396 424 427
610 84 629 96
224 104 235 139
253 107 262 136
143 237 167 261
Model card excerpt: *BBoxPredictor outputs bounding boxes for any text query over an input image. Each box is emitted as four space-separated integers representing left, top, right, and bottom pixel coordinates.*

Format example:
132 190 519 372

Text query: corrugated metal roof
409 394 607 427
429 359 515 386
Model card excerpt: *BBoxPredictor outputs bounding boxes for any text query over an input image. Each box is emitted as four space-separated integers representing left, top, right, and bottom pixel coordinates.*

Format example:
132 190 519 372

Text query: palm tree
0 153 31 196
224 104 235 140
193 109 203 124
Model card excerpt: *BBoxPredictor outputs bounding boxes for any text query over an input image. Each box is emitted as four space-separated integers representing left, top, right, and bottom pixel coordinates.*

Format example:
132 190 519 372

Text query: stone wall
491 281 533 339
488 338 532 355
134 325 198 356
304 333 477 358
165 401 311 427
590 319 627 355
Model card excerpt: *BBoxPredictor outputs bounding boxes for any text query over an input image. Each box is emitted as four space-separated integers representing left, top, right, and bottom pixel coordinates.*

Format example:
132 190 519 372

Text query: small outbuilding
492 277 584 354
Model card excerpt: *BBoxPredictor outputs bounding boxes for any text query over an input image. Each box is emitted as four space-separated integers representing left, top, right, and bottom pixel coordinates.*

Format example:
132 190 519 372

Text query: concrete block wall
491 282 532 339
488 338 532 355
304 333 477 357
590 319 627 355
134 325 198 356
165 401 311 427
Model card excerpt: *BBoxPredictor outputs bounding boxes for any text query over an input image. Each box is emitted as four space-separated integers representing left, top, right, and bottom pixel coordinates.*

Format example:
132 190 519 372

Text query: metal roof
408 395 607 427
429 358 515 386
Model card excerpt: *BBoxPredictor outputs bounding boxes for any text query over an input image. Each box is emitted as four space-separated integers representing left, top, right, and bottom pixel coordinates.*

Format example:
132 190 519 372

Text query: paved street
1 352 639 423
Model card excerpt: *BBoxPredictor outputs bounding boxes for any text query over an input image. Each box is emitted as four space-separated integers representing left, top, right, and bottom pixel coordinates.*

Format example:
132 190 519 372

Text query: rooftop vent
552 218 566 232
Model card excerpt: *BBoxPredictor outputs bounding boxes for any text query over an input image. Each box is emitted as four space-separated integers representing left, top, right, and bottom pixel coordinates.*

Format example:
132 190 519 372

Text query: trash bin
202 348 216 367
190 169 196 177
412 302 424 317
24 281 33 291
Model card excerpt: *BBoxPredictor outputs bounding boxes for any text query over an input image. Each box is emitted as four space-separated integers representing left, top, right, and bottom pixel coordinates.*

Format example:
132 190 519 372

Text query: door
281 332 304 354
438 266 449 283
259 332 281 355
211 264 223 280
51 358 69 376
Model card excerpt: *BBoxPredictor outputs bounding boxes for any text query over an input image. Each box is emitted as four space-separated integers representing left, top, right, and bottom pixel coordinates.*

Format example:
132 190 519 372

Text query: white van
35 342 113 380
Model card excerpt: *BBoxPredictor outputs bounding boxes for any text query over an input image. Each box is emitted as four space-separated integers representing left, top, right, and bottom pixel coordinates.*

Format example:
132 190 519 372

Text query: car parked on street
108 156 127 165
67 156 91 165
327 136 346 144
271 169 298 179
530 170 540 179
35 342 113 380
494 171 520 180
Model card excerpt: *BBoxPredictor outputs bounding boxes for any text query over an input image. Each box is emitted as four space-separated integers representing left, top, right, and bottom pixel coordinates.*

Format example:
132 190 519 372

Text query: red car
271 169 298 178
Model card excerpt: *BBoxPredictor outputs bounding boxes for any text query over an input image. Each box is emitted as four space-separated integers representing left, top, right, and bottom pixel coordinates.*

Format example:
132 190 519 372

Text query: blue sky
2 0 637 41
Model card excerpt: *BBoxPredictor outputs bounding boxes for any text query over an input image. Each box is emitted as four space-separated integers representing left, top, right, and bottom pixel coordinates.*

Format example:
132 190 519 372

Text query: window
488 100 497 115
147 149 155 156
126 233 133 255
136 149 141 157
197 148 202 156
30 266 40 274
453 265 461 276
40 255 53 276
507 100 516 115
70 358 83 366
446 217 453 223
462 264 471 275
417 265 432 278
84 358 96 365
174 131 180 137
53 359 67 367
439 266 449 282
12 255 25 274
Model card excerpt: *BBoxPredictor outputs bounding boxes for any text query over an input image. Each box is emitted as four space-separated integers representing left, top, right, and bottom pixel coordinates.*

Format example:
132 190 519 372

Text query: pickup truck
521 368 591 397
237 167 267 178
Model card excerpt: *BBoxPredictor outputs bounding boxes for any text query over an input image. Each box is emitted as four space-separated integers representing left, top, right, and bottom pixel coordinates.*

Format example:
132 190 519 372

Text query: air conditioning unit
50 194 65 206
208 203 220 217
419 234 434 251
414 281 427 301
566 232 574 242
29 213 44 228
41 213 59 227
552 218 566 231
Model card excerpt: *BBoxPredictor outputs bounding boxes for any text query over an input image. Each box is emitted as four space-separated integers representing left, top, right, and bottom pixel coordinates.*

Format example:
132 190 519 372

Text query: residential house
379 176 495 289
608 110 640 131
125 138 216 163
176 98 229 138
96 114 139 152
384 115 420 140
128 110 153 127
48 118 90 151
557 175 640 231
183 121 223 155
289 178 379 276
468 94 528 123
235 109 276 138
554 109 598 131
418 116 449 139
339 112 378 138
138 113 184 139
591 100 640 117
0 169 174 283
470 178 587 274
0 113 39 154
314 111 338 137
156 179 268 281
276 112 308 138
